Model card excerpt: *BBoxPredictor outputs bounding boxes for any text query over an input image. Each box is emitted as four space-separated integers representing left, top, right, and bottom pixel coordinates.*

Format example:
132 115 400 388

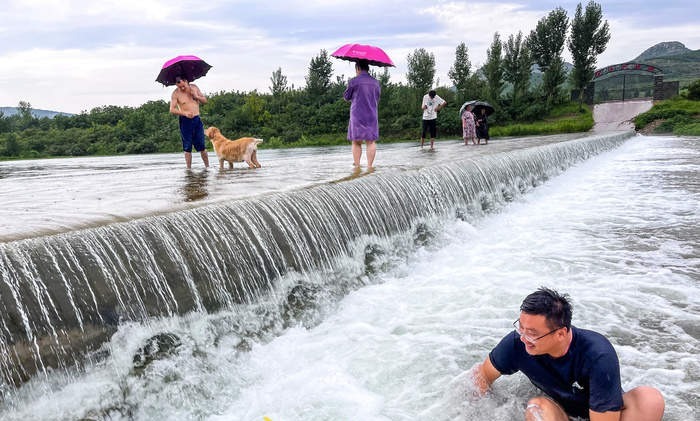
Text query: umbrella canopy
156 55 212 86
472 100 495 116
459 100 495 117
331 43 394 67
459 100 478 117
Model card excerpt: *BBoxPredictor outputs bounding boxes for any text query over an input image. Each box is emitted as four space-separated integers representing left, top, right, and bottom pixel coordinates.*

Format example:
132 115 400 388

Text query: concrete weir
0 131 633 388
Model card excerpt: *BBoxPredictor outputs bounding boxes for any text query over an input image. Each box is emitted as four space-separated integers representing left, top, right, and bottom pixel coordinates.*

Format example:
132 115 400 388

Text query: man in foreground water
472 287 664 421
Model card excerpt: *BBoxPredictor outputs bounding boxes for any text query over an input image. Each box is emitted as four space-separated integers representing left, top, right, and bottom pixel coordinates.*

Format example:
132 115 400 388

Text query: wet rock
480 194 494 212
132 333 182 375
283 283 322 325
364 243 386 275
455 208 469 221
413 223 435 247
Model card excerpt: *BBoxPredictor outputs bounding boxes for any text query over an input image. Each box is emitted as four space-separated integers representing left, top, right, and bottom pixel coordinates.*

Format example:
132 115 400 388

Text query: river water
0 134 588 242
0 134 698 420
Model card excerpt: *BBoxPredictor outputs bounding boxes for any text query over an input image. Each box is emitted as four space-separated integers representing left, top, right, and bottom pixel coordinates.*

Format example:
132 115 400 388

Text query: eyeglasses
513 319 562 343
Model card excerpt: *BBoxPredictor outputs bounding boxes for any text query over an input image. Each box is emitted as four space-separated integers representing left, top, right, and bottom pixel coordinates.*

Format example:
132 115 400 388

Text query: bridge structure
575 62 679 104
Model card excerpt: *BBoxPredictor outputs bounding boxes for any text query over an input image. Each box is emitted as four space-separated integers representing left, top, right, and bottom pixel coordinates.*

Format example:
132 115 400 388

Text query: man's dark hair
520 287 572 330
175 75 187 83
428 90 436 98
356 60 370 72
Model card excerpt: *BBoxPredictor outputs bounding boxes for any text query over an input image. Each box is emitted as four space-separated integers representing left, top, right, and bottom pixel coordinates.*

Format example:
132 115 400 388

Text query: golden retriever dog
204 126 263 169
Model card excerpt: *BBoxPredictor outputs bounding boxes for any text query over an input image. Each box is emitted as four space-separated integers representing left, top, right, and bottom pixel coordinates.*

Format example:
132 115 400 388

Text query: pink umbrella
331 43 395 67
156 55 212 86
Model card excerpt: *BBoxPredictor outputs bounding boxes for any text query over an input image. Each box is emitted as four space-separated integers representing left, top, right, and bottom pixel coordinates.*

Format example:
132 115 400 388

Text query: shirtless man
169 76 209 168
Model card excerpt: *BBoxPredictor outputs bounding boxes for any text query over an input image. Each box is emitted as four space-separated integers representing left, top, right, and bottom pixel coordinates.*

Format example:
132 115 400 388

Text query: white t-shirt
422 94 445 120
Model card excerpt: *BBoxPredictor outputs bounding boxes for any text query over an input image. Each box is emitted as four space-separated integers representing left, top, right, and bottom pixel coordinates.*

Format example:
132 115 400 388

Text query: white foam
1 135 697 421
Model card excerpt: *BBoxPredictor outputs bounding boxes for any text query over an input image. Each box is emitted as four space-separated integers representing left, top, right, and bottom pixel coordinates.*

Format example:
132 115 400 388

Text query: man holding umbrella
157 55 213 169
170 76 209 169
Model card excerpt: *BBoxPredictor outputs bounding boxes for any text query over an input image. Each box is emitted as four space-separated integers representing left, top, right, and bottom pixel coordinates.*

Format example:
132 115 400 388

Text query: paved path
593 99 653 132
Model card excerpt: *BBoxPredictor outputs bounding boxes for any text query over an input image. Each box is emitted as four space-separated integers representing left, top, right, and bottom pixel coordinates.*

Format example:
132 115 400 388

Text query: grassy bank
635 97 700 135
491 103 593 137
262 102 594 149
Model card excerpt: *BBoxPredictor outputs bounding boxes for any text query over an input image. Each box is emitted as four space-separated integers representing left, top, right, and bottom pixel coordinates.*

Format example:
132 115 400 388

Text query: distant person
475 108 490 145
170 76 210 169
471 287 664 421
421 90 446 150
343 60 381 168
461 104 477 145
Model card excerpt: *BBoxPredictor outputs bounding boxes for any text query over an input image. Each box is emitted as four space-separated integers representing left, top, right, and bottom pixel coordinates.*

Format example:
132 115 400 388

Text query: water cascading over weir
0 132 632 389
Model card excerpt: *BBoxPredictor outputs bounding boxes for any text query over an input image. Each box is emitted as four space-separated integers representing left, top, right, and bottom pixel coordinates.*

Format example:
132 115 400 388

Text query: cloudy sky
1 0 697 114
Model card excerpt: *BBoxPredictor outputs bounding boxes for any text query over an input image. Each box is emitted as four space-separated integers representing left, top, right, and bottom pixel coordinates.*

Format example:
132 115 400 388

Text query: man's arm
191 84 207 104
473 356 501 395
169 92 182 116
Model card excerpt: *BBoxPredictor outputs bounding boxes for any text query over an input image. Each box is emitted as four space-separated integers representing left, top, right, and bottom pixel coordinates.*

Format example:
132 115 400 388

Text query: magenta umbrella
331 43 394 67
156 55 212 86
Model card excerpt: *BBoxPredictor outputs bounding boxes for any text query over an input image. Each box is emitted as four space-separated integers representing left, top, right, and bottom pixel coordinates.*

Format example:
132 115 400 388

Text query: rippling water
0 135 697 420
0 134 587 241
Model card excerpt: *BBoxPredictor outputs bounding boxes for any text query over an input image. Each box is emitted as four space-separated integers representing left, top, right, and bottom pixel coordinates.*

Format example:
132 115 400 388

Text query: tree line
0 1 609 160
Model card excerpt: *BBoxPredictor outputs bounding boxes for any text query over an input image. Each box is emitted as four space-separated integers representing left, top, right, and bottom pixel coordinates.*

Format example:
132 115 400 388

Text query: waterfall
0 132 632 389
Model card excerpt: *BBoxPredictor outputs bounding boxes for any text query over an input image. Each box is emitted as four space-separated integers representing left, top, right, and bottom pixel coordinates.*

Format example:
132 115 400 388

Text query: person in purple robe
343 60 381 168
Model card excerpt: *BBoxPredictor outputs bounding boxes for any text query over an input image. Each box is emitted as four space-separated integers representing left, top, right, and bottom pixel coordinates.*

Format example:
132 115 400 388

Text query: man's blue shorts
179 115 206 152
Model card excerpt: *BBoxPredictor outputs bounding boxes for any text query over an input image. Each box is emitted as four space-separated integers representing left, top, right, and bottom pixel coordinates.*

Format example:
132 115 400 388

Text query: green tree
305 49 334 100
568 0 610 108
89 105 128 126
448 42 472 102
503 31 532 106
406 48 436 94
529 7 569 105
2 133 21 156
242 91 270 129
0 112 10 133
269 67 288 97
16 100 38 131
18 101 32 119
483 33 504 104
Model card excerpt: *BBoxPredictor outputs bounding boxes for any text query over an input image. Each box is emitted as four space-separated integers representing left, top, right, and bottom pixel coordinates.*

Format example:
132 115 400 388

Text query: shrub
685 79 700 101
674 122 700 136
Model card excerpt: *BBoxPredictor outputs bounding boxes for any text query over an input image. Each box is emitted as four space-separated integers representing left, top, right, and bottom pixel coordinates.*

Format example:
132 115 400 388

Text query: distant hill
634 41 692 61
0 107 73 119
631 41 700 86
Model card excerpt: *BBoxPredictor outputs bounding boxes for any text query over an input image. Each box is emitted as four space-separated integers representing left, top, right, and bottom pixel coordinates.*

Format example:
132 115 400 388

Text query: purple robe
343 71 381 141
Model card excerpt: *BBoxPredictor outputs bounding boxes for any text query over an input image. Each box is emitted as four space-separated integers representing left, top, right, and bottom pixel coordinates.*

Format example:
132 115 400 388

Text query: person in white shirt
420 90 446 150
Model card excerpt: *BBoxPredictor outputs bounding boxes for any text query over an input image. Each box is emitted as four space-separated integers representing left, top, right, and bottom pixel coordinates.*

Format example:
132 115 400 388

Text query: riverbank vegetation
0 91 594 158
634 79 700 135
0 1 608 160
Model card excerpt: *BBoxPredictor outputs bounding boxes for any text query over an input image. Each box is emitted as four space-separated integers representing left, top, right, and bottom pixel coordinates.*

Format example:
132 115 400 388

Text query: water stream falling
0 132 697 420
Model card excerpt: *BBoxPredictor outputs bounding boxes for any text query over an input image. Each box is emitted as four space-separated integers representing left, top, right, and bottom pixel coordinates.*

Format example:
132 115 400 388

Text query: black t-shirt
489 327 624 418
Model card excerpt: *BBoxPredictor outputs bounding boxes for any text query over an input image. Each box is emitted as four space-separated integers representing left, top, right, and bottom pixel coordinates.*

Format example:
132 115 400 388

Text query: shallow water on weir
0 134 587 242
0 135 698 420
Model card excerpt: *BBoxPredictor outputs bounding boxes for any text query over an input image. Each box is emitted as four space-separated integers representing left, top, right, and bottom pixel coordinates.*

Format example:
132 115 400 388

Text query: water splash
0 133 631 390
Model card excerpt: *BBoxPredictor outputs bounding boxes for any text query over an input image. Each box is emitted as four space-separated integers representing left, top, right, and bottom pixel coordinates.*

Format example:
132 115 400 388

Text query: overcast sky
1 0 697 114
